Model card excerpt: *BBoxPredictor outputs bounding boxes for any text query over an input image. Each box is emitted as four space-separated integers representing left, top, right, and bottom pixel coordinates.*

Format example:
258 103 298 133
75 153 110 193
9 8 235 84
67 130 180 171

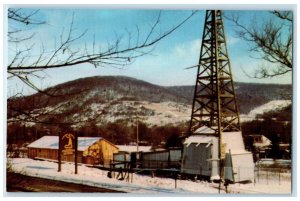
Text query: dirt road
6 172 124 193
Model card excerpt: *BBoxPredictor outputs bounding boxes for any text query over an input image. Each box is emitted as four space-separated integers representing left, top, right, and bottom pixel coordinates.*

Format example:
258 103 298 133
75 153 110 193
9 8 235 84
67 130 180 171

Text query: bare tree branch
224 11 292 78
271 11 292 22
8 10 197 72
7 9 198 125
8 8 45 43
8 8 45 25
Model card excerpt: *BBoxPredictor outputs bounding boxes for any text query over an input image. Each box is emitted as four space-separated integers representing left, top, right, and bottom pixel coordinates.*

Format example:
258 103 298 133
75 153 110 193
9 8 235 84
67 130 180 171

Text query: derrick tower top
189 10 241 136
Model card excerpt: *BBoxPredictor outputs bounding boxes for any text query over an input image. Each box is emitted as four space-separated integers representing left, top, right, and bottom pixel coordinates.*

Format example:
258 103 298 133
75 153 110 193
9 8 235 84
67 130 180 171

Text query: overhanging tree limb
224 10 292 78
7 9 198 125
8 10 198 72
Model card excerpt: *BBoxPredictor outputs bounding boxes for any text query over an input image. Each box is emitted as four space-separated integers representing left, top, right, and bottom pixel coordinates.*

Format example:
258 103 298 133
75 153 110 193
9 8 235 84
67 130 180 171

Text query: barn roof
27 136 104 151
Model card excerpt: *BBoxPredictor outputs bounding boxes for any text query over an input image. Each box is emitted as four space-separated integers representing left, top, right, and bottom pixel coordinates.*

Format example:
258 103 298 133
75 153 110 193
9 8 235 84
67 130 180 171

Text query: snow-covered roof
194 126 216 134
250 135 272 148
77 137 103 151
27 136 59 150
116 145 152 153
183 135 216 146
183 131 246 152
27 136 103 151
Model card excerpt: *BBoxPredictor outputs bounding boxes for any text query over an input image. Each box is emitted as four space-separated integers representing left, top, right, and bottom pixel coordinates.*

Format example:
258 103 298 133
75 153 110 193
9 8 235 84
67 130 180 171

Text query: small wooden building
27 136 119 166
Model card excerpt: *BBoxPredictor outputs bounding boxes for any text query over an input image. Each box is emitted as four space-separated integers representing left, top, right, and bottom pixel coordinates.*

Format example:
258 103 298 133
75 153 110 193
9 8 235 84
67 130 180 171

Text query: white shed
181 135 219 180
181 127 254 182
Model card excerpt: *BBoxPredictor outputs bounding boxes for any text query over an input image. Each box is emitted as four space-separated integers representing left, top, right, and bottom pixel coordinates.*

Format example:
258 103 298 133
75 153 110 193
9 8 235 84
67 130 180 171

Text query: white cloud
173 39 201 59
227 36 240 46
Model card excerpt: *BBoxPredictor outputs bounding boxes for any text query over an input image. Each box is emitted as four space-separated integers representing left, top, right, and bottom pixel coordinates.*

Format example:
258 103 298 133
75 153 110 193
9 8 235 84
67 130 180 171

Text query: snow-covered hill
240 100 291 122
7 76 292 127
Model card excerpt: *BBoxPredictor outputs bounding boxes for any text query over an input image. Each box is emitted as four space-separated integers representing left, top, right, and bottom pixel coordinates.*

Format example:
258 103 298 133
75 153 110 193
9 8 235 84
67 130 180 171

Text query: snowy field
7 158 291 194
240 100 291 122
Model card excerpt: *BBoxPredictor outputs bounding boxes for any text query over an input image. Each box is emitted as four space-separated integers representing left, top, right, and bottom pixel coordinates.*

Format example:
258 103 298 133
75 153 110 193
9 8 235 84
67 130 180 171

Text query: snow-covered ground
8 158 291 194
240 100 291 122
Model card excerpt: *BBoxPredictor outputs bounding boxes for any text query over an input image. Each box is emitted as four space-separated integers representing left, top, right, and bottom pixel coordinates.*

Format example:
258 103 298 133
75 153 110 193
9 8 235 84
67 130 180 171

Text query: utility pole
75 132 78 174
136 115 139 152
58 132 61 172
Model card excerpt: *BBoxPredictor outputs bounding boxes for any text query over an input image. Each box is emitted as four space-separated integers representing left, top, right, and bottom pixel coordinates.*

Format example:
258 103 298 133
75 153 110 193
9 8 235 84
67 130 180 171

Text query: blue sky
7 8 292 96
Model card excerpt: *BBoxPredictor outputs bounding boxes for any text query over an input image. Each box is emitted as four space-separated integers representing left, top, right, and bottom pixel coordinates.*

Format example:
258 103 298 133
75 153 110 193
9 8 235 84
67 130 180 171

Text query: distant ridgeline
166 82 291 114
8 76 292 125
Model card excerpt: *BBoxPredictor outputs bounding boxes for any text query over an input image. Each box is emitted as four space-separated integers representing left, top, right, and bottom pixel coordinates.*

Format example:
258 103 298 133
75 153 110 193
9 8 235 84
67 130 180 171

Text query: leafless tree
224 10 292 78
7 8 197 125
8 9 197 83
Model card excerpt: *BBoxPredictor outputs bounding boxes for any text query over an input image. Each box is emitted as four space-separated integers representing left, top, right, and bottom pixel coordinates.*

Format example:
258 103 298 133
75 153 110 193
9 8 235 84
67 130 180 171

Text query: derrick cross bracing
189 10 241 135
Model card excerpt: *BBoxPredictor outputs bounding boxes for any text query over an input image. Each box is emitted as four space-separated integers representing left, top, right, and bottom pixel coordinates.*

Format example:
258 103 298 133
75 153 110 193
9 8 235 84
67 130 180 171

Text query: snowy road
7 172 124 192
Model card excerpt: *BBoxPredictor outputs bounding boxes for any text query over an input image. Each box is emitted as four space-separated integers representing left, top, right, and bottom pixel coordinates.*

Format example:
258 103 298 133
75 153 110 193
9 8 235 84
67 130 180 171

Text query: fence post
257 165 260 184
279 168 281 185
253 167 256 186
238 167 240 187
151 170 155 178
266 169 269 185
200 164 202 178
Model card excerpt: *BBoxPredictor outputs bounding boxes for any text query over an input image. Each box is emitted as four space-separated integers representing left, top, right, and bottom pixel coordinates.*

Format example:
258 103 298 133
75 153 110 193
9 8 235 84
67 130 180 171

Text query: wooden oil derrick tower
189 10 241 137
181 11 254 183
